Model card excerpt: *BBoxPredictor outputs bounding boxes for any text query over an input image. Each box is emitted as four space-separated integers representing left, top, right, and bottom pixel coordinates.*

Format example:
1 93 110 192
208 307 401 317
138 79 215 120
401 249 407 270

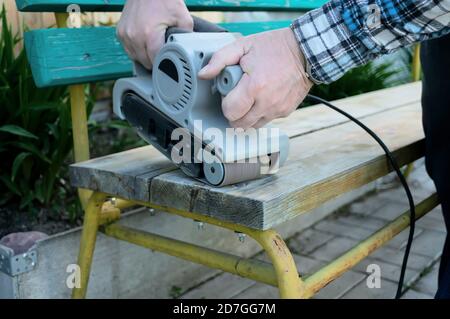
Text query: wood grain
24 27 133 87
149 103 424 229
70 146 176 202
70 83 424 229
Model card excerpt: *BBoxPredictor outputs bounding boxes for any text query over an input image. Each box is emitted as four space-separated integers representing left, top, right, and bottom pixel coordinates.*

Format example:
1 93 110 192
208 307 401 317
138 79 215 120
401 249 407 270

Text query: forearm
292 0 450 84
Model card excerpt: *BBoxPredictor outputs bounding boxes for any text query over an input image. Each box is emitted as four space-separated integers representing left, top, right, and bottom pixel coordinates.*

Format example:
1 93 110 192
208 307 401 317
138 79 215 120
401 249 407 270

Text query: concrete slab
287 229 335 255
411 262 440 296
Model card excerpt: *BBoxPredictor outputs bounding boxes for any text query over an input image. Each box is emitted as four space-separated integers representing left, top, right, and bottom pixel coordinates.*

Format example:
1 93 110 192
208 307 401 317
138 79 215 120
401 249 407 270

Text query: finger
230 101 264 129
145 31 165 68
177 13 193 30
253 117 270 129
221 73 255 122
132 41 152 69
198 40 245 79
123 43 137 61
117 29 137 61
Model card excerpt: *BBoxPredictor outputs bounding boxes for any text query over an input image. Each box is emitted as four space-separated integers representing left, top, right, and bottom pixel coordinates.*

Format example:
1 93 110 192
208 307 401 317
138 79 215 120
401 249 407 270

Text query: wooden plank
148 103 424 229
25 22 292 87
70 84 424 229
70 147 176 202
220 20 290 35
70 82 423 204
16 0 327 12
274 82 422 138
24 27 132 87
70 81 420 171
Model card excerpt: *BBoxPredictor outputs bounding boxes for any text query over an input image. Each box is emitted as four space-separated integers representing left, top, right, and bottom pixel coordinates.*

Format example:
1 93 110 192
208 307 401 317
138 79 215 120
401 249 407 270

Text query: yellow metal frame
55 13 92 208
412 44 421 82
72 191 439 299
404 44 422 178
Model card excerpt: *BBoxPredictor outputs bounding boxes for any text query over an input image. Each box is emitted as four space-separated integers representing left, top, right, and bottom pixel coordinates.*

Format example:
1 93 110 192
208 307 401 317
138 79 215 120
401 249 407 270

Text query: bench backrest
16 1 327 12
16 0 326 87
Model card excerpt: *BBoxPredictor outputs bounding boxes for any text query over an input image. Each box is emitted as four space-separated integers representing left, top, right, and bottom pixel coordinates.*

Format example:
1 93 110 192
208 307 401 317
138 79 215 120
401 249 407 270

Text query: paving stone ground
180 161 446 299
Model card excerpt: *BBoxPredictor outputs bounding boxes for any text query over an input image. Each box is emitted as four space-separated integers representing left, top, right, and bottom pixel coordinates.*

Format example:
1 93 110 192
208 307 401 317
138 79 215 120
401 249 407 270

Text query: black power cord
305 94 416 299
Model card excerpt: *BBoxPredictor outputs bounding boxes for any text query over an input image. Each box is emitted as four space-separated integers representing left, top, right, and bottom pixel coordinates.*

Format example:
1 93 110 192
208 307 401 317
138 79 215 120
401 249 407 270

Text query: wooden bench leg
249 229 306 299
72 192 106 299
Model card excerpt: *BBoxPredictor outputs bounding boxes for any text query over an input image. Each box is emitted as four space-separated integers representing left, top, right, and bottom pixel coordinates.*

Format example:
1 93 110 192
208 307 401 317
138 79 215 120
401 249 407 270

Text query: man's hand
199 28 313 129
117 0 193 69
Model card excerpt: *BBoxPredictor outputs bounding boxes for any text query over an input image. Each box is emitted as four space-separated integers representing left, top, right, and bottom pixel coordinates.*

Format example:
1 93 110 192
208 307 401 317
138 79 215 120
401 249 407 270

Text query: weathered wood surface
70 83 425 229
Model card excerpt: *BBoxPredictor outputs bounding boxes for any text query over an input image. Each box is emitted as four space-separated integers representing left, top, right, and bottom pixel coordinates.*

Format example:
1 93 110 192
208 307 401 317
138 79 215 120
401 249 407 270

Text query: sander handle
165 16 228 42
165 16 244 96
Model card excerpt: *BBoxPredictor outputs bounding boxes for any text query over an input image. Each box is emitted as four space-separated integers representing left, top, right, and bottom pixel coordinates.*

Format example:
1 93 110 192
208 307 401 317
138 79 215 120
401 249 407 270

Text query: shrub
0 6 72 211
303 60 404 106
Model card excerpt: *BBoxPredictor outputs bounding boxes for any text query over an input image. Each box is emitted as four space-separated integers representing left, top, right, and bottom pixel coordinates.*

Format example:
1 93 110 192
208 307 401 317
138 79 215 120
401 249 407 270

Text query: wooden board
26 22 291 87
70 83 425 229
16 0 327 12
25 27 132 87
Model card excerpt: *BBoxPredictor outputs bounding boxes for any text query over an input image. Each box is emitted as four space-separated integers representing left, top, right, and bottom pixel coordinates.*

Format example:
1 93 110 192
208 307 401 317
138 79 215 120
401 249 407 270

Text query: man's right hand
117 0 193 69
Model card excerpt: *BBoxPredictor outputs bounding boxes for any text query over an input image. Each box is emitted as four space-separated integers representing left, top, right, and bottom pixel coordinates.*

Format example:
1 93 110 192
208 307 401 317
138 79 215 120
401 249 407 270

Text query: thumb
198 40 245 79
176 14 194 31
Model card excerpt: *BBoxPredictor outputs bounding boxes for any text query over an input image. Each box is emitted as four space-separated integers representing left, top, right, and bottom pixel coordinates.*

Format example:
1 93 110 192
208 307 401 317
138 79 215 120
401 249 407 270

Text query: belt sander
113 17 289 186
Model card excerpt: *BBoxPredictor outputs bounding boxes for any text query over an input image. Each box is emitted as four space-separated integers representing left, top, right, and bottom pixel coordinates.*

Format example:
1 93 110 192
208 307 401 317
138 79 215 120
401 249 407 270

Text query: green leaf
0 5 73 210
0 124 38 139
11 141 51 163
19 191 34 209
28 102 63 111
107 120 131 129
11 152 31 181
0 174 21 196
0 192 12 206
34 179 45 203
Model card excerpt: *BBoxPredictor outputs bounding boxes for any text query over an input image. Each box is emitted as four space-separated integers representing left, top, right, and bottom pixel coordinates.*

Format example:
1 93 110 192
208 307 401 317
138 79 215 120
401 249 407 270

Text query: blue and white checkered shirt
291 0 450 84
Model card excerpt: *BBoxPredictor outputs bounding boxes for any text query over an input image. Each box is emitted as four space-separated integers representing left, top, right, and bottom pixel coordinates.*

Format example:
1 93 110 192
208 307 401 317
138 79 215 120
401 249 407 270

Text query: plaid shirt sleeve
291 0 450 84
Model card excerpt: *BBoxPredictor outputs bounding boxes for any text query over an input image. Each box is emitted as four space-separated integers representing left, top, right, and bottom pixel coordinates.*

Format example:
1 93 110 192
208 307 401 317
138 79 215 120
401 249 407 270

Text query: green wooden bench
16 0 436 299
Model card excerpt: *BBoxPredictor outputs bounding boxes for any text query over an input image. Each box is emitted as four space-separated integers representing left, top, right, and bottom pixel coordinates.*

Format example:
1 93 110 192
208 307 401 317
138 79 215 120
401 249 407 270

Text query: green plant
169 285 183 299
303 61 402 106
89 119 146 158
0 6 72 211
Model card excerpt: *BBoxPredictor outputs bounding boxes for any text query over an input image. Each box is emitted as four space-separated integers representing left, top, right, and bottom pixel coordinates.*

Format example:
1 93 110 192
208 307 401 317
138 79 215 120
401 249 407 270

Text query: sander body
113 23 289 186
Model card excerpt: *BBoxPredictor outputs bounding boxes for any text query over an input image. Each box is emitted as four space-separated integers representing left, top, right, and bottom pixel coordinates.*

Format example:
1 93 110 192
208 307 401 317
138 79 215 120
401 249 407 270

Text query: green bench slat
25 27 132 87
220 20 290 34
16 0 326 12
25 21 291 87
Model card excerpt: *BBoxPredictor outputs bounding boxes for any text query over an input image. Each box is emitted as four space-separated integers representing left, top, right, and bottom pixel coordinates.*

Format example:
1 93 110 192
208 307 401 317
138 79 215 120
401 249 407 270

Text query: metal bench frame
75 192 438 299
16 1 430 299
